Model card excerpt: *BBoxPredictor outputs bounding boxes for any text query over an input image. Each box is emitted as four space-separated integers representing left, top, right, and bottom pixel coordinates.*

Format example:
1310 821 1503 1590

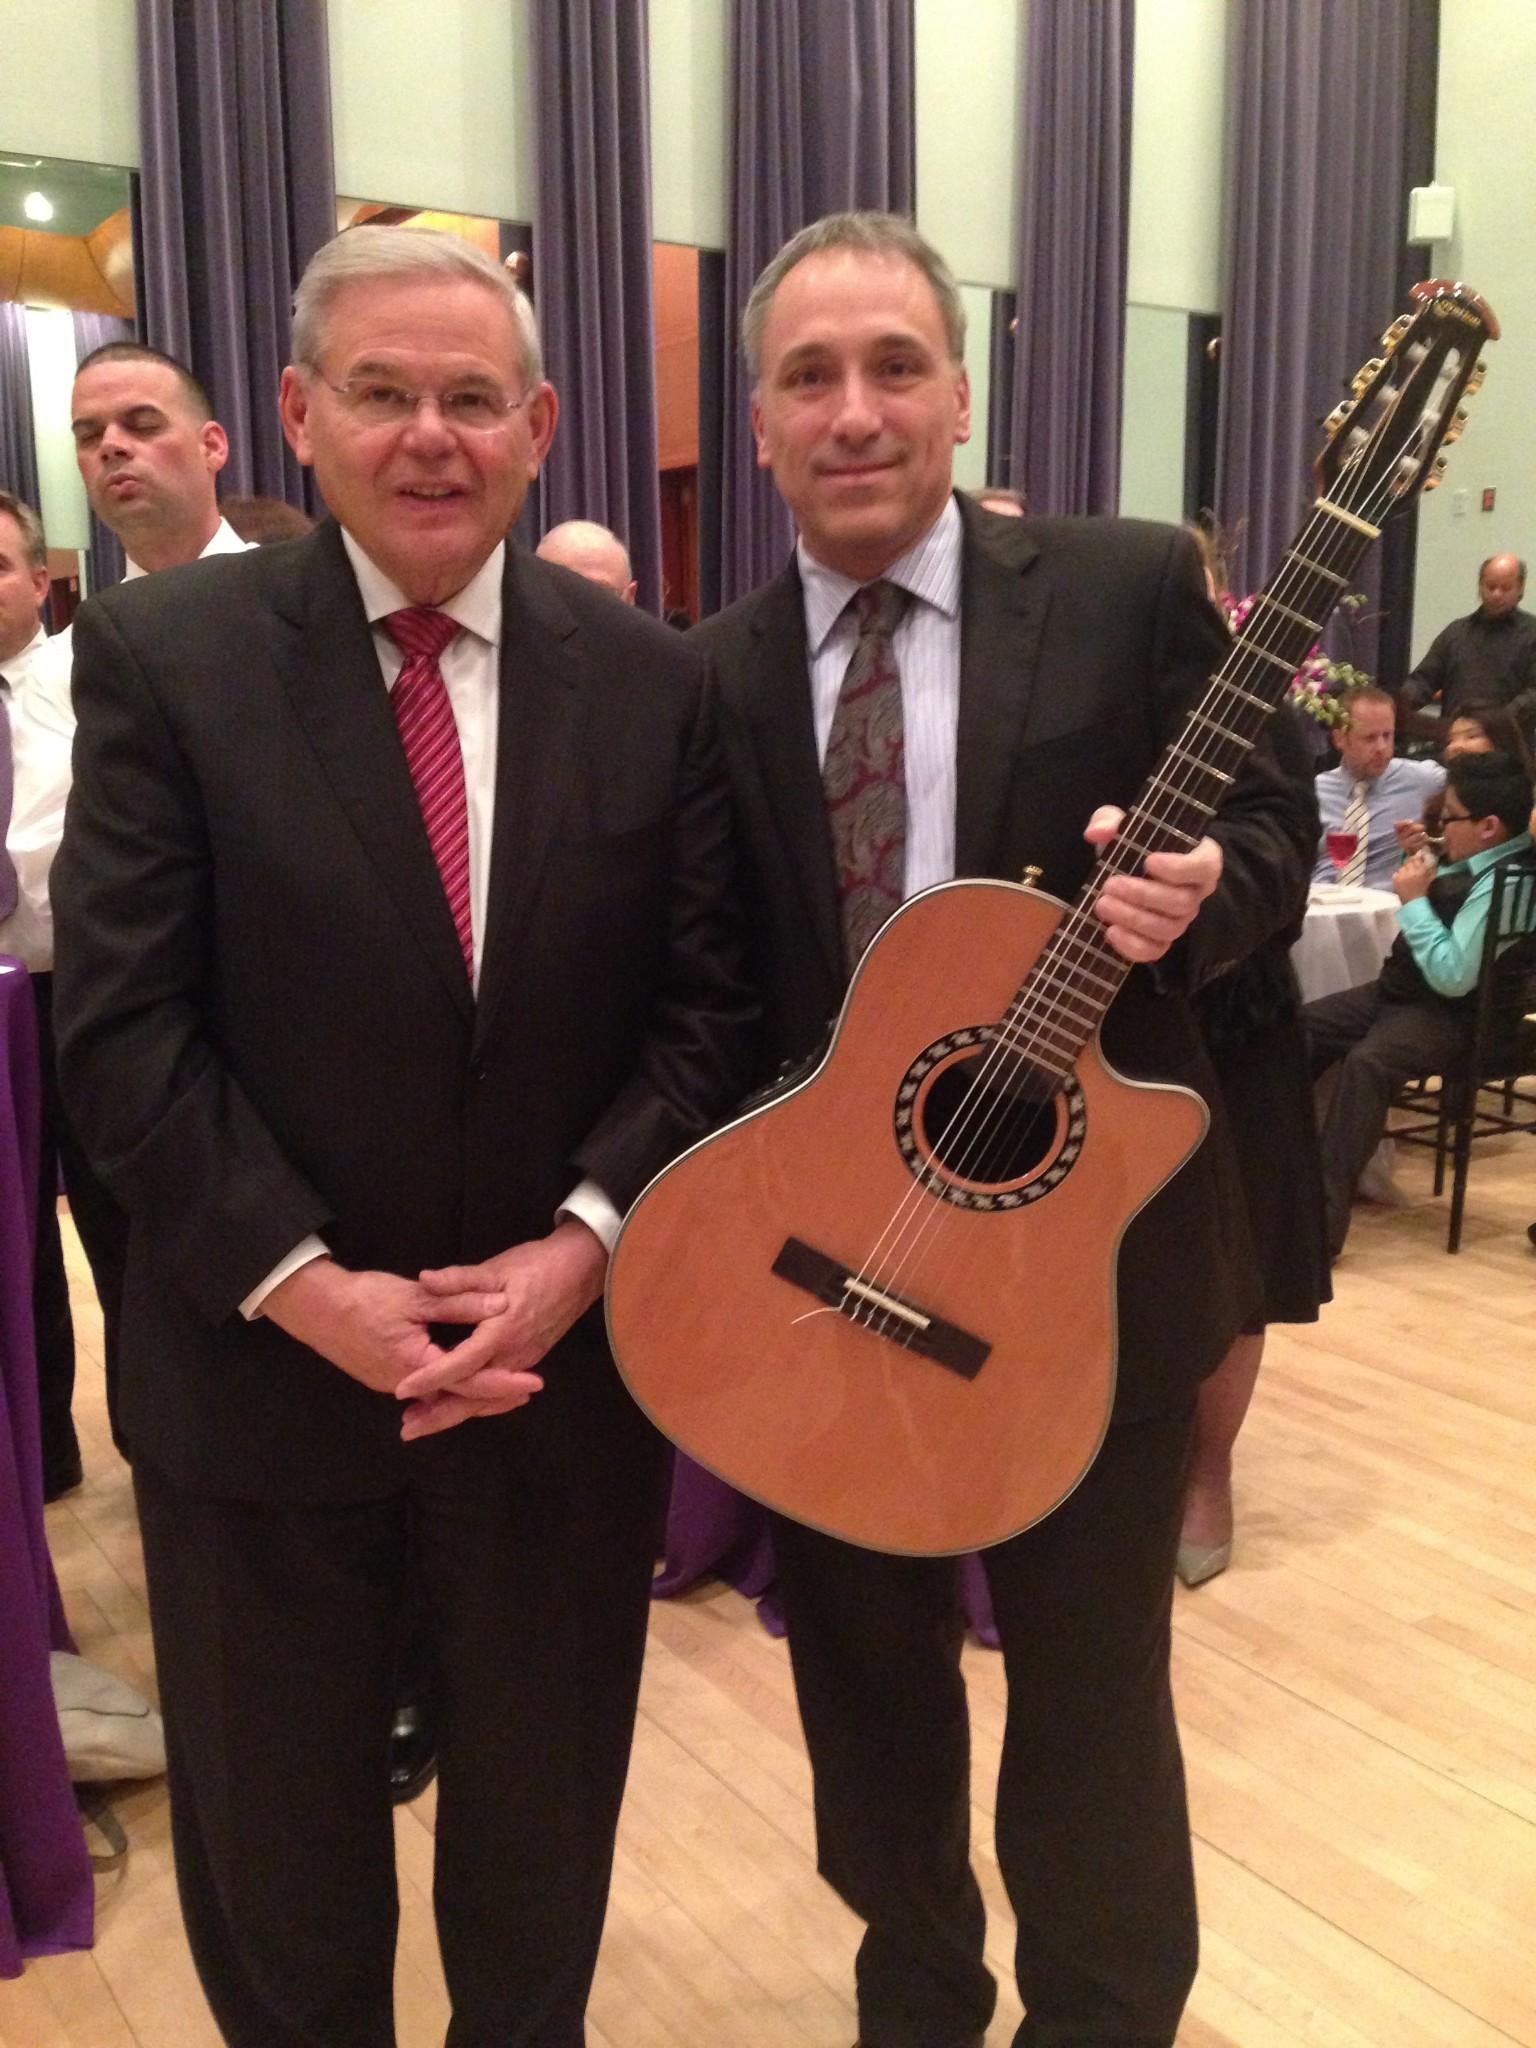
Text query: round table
1291 886 1401 1004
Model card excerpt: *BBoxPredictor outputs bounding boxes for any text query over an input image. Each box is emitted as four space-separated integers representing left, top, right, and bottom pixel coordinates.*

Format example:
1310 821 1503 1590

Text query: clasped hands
1084 805 1222 962
262 1217 608 1440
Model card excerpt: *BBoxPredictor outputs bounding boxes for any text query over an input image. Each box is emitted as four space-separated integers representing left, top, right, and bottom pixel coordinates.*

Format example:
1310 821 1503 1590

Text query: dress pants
1303 982 1471 1254
772 1401 1198 2048
135 1410 666 2048
32 972 130 1457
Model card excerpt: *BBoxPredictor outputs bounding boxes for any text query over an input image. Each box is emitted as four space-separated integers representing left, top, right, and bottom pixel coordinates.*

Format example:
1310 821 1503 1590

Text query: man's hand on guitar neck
1084 804 1223 964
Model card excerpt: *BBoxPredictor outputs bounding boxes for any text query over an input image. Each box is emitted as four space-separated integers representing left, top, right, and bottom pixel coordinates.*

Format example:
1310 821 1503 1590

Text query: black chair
1390 848 1536 1251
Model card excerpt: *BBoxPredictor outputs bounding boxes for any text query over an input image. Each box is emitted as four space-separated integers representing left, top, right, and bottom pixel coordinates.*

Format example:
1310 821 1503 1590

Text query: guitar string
865 382 1463 1329
829 501 1360 1333
828 345 1474 1342
887 440 1439 1315
845 499 1368 1323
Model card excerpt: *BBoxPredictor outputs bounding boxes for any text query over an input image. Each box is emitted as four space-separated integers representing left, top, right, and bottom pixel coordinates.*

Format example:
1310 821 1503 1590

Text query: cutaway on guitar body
606 879 1209 1554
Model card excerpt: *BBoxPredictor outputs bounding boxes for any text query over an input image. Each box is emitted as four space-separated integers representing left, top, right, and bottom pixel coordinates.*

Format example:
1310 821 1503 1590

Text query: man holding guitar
687 214 1318 2047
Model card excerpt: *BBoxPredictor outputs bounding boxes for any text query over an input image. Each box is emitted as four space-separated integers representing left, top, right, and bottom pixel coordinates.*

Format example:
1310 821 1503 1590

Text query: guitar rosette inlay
894 1030 1086 1209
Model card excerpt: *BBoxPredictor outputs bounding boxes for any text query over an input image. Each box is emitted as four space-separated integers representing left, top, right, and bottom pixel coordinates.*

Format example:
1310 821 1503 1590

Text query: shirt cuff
557 1179 622 1254
1396 896 1436 939
240 1235 330 1320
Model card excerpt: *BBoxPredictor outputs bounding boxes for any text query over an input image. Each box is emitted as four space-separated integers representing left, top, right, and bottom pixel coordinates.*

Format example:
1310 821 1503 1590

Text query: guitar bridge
771 1238 990 1381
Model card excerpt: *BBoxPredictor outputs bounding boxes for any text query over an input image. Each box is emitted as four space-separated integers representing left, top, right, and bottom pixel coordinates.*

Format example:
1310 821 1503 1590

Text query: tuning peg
1324 400 1354 437
1465 361 1488 393
1380 315 1412 347
1350 357 1385 396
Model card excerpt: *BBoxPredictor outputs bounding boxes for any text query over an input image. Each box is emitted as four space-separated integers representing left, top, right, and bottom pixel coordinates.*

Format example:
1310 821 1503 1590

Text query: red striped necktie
383 607 473 980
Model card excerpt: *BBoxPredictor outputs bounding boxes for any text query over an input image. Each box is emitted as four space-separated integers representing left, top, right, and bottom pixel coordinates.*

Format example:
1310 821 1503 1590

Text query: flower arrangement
1223 589 1373 730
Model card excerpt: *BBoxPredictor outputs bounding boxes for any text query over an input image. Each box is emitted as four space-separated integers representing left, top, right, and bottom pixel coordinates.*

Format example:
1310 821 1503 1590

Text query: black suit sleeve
52 598 335 1322
1401 622 1452 709
567 665 758 1212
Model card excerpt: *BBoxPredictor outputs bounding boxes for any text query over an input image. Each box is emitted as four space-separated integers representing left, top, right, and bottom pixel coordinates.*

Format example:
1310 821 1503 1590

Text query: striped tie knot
384 606 460 663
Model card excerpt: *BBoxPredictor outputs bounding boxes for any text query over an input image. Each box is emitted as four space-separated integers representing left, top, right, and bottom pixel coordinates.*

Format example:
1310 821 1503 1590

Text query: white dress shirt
1312 756 1446 889
4 520 258 972
245 537 618 1318
122 514 249 580
2 625 58 970
797 492 964 894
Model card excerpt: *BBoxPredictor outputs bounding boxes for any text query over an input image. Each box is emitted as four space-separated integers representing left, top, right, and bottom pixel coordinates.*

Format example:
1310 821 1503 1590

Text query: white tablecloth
1291 887 1401 1005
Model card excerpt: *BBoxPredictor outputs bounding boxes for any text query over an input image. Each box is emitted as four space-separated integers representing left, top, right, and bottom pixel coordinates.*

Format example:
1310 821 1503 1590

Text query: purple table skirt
0 961 92 1974
653 1452 999 1648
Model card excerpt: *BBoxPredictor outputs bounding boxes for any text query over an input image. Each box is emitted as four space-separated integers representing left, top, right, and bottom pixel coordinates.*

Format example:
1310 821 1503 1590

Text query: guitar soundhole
895 1032 1086 1210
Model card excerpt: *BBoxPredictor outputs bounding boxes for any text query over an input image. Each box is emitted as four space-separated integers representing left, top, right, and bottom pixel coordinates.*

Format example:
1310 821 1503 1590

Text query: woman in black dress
1177 700 1333 1584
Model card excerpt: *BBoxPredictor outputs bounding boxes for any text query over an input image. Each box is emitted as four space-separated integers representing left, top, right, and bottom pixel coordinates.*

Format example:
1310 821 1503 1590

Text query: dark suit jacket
51 521 755 1501
691 500 1317 1421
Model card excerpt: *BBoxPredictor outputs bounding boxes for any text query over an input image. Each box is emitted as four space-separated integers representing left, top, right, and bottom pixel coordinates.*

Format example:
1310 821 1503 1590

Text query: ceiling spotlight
23 190 54 222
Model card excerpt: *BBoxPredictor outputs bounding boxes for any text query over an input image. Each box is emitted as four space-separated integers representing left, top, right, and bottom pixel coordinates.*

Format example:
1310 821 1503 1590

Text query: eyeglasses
1440 807 1476 825
314 375 529 433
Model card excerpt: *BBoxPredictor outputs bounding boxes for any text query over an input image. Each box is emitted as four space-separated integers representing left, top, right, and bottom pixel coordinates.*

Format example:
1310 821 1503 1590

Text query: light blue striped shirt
797 495 963 896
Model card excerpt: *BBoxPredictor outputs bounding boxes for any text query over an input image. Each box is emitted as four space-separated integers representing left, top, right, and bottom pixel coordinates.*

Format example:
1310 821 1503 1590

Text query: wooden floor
4 1136 1535 2047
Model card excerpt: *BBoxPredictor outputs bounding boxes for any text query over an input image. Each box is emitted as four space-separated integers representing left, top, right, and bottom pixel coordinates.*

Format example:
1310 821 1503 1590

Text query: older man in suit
52 226 753 2048
690 213 1315 2048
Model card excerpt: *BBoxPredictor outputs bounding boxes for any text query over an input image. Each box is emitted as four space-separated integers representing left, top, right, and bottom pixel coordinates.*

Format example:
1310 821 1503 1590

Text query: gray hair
0 489 47 570
291 225 544 389
741 212 967 379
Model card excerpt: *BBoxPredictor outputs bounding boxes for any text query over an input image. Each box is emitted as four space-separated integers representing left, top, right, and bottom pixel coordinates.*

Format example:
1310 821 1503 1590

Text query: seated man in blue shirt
1313 685 1444 888
1304 750 1536 1255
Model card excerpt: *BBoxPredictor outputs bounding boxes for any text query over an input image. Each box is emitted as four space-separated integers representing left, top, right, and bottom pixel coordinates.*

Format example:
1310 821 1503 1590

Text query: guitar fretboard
998 501 1380 1080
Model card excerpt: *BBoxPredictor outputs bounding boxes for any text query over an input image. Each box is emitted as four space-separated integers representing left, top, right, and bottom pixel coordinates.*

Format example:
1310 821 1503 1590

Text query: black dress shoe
389 1702 438 1805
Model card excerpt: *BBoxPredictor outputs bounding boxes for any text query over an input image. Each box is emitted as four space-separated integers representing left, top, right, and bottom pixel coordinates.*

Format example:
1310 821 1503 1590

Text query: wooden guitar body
606 879 1208 1554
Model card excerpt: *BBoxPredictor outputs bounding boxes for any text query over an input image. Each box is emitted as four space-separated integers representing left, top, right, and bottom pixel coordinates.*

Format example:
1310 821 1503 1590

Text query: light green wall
914 0 1024 291
25 310 90 552
0 0 138 169
1119 304 1188 525
328 0 535 220
1125 0 1228 314
1119 0 1228 522
954 282 994 492
650 0 729 248
1409 0 1536 664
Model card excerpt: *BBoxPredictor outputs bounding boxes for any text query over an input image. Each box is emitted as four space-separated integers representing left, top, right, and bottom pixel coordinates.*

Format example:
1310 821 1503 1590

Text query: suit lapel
953 499 1050 876
272 521 475 1021
731 560 845 992
471 549 588 1053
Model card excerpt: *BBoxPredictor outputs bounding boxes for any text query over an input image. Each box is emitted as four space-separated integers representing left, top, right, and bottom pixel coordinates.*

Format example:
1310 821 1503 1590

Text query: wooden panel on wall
654 241 700 473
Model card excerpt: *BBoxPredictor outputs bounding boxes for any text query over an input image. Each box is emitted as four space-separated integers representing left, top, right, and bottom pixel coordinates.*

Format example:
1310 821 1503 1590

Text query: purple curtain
718 0 915 607
0 306 41 515
531 0 662 612
1006 0 1134 518
136 0 336 508
1216 0 1410 673
72 313 136 593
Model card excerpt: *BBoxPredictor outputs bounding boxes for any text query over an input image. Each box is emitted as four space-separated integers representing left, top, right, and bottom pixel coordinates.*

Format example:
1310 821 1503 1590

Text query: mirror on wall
0 150 136 612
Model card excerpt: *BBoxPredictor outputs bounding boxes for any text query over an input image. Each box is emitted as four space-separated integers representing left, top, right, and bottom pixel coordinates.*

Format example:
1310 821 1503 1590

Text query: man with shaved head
536 517 637 603
1403 552 1536 734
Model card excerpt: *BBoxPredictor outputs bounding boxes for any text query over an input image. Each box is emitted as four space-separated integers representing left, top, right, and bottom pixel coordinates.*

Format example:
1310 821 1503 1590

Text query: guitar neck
1002 501 1381 1076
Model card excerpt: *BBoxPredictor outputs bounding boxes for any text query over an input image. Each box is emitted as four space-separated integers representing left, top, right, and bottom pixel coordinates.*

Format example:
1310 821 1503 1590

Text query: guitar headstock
1316 281 1497 519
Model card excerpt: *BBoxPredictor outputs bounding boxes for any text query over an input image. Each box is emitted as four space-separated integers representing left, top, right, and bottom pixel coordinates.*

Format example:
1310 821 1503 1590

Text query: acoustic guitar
607 281 1498 1555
